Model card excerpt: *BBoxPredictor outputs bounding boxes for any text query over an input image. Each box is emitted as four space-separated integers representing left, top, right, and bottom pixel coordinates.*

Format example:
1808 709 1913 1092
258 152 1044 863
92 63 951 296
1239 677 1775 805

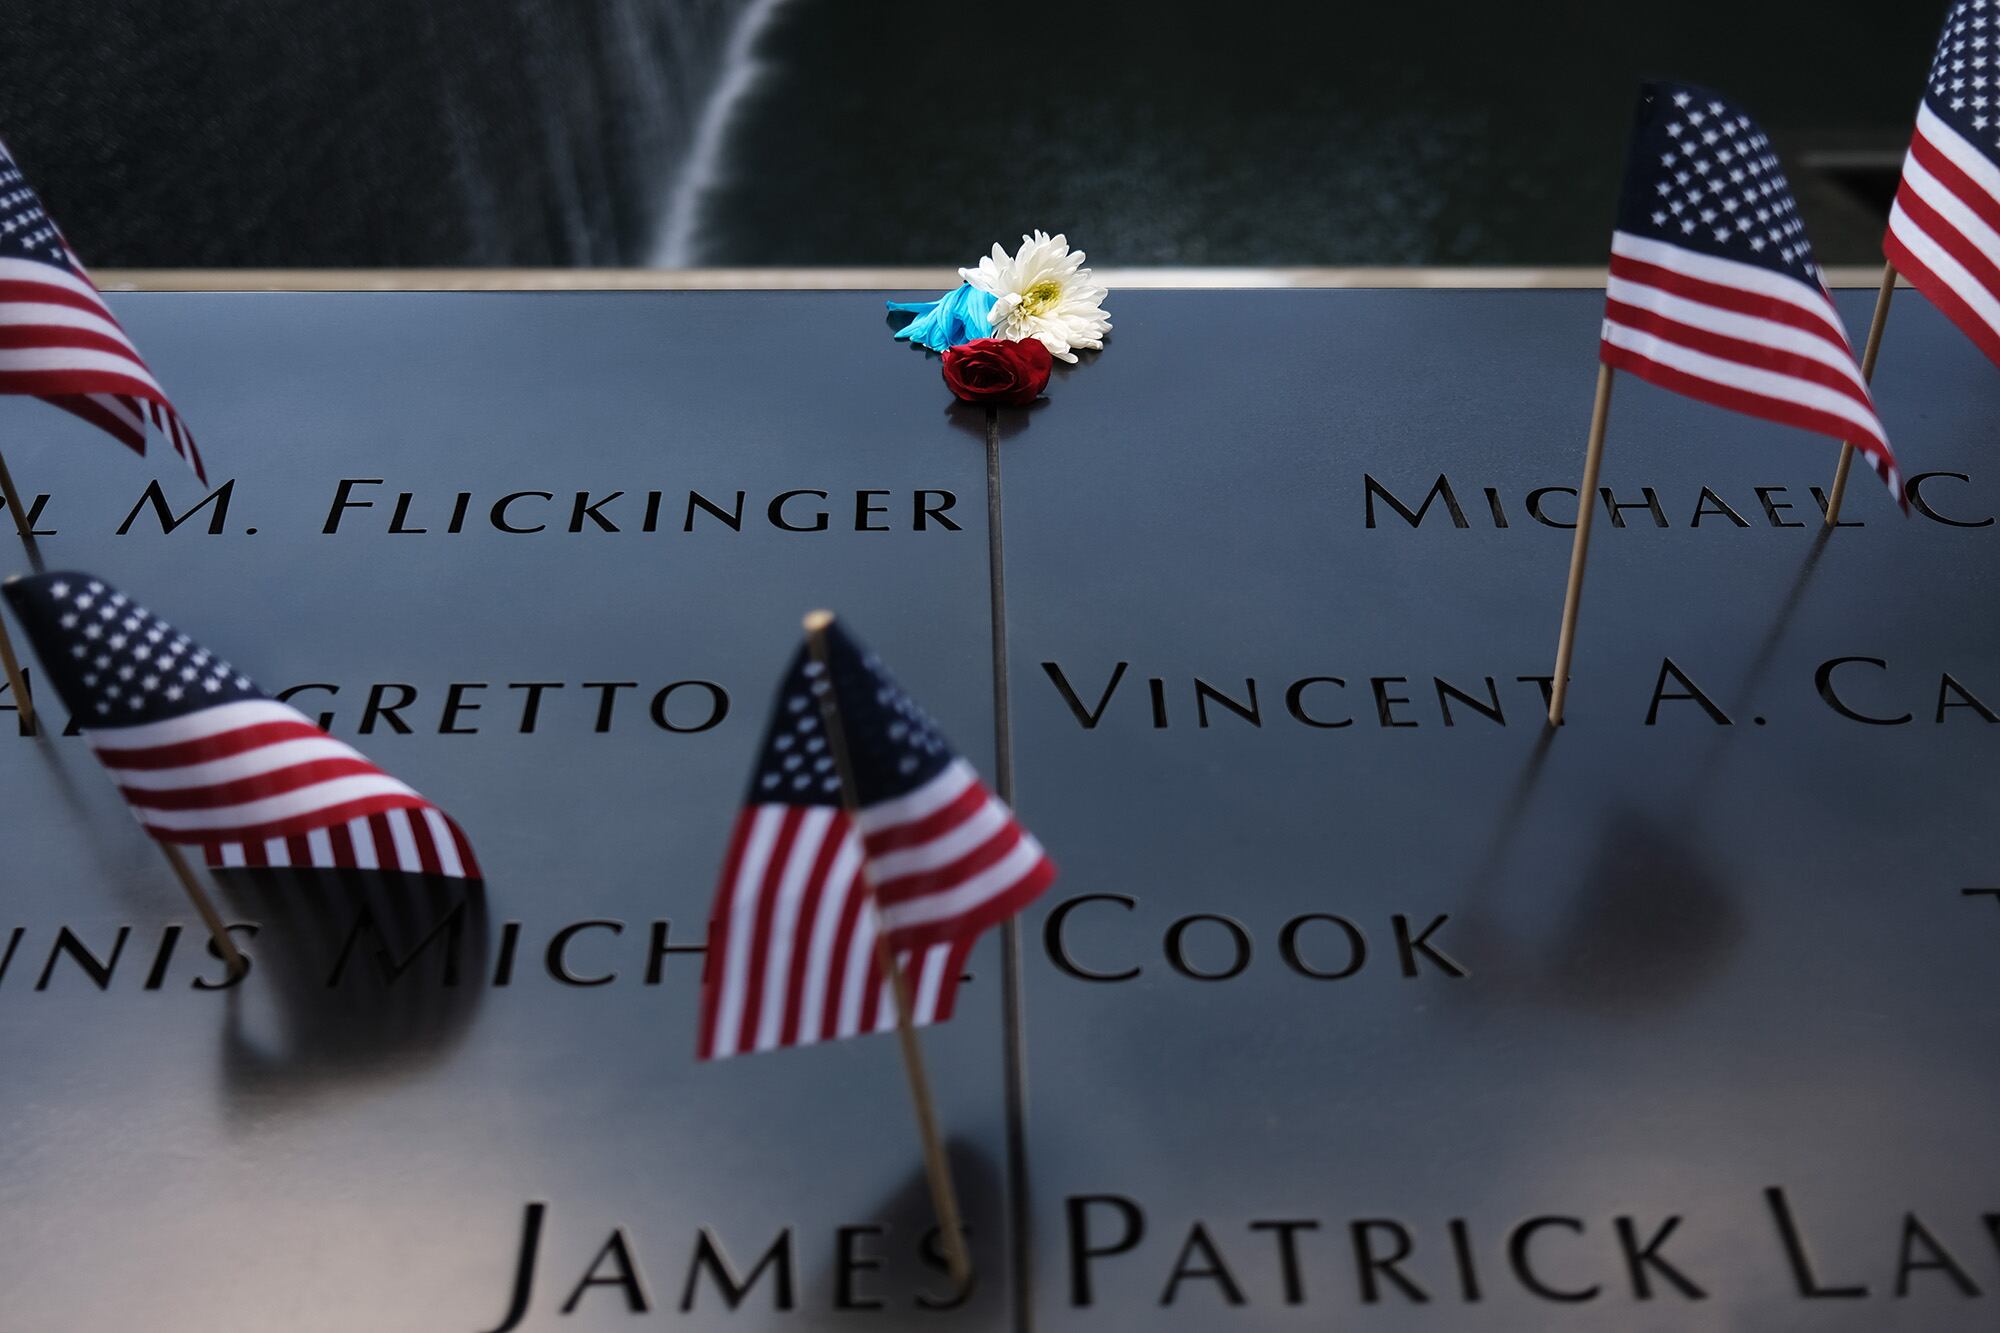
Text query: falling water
0 0 1933 267
484 0 760 265
649 0 796 266
454 0 786 266
371 0 794 264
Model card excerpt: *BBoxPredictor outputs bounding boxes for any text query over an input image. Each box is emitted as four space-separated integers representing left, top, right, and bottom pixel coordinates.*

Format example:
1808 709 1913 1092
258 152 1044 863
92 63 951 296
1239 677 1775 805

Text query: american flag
2 571 478 877
0 141 204 482
698 620 1055 1060
1885 0 2000 369
1600 82 1903 504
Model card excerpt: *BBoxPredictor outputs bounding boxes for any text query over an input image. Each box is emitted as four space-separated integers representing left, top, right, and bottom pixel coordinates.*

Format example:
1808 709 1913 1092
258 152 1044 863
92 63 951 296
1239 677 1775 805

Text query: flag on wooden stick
1885 0 2000 370
697 616 1054 1061
1550 82 1906 724
1600 82 1903 503
1822 2 2000 527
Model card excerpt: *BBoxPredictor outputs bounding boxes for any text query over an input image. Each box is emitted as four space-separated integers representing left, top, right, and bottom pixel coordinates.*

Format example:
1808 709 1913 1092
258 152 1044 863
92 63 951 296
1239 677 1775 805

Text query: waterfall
649 0 797 266
418 0 764 265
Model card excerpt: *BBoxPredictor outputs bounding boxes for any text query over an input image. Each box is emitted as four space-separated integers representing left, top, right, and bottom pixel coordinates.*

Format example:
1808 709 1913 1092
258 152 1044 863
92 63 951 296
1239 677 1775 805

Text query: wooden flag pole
0 600 35 738
0 450 44 735
803 609 973 1290
1547 364 1617 727
0 447 32 542
159 841 246 975
0 572 38 737
1822 262 1900 528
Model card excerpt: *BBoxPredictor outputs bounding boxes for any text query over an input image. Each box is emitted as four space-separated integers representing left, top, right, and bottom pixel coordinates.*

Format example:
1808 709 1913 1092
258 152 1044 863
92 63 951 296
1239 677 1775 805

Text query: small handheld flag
1827 1 2000 525
2 571 479 879
0 142 205 482
698 615 1054 1061
1600 83 1901 500
1549 83 1902 725
1885 0 2000 371
697 611 1054 1290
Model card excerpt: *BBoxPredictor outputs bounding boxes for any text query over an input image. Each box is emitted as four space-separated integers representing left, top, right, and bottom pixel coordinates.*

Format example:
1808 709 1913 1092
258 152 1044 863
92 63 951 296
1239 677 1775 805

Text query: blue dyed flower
886 282 996 352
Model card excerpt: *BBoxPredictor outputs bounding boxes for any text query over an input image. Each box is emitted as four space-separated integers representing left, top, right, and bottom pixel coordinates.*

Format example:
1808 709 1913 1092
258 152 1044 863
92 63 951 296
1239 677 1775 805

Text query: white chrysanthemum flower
960 231 1110 364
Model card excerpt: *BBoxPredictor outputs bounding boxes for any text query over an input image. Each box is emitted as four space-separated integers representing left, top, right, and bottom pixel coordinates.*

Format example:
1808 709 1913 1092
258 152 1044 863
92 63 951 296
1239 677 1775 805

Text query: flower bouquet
887 231 1110 405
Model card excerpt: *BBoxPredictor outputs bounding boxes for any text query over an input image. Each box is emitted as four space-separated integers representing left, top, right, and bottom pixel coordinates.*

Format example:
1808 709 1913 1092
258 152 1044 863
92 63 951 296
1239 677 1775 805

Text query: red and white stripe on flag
1599 230 1904 505
0 254 206 483
88 698 479 878
699 758 1054 1060
1886 102 2000 371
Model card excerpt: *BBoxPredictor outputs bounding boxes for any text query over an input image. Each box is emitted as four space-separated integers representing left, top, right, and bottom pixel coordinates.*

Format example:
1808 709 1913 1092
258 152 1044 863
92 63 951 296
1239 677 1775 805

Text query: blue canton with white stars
0 144 75 271
749 621 954 807
1616 82 1821 287
4 572 260 728
1925 1 2000 155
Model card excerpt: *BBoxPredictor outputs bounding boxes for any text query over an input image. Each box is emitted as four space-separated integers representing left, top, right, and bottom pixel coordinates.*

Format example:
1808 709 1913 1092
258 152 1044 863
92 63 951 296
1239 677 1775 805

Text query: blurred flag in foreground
3 570 477 876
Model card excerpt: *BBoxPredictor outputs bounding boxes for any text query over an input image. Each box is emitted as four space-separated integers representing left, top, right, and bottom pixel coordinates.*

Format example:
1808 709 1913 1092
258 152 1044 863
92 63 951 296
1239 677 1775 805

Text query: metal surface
0 289 1992 1330
1004 290 2000 1329
90 268 1923 293
0 293 1007 1331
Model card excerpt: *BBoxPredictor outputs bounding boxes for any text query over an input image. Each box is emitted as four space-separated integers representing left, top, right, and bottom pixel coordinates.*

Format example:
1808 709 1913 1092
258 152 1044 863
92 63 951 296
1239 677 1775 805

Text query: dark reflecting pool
0 0 1946 267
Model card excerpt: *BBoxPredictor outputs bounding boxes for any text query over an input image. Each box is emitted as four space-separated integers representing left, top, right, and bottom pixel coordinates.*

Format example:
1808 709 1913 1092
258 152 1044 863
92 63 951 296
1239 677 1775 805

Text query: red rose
941 337 1051 406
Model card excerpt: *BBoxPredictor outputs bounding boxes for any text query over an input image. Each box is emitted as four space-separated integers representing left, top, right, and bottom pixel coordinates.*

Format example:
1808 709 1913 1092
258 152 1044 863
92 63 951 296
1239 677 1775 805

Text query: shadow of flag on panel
212 869 493 1123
